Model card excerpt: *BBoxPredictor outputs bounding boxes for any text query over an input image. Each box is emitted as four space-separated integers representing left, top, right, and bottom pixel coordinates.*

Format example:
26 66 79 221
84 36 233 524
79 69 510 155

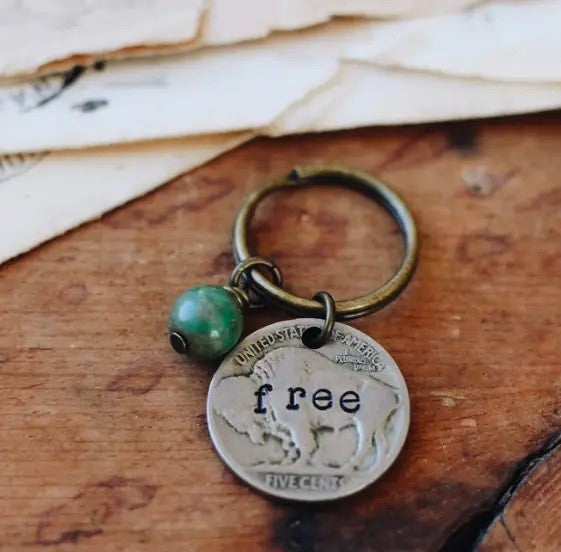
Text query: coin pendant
207 319 410 501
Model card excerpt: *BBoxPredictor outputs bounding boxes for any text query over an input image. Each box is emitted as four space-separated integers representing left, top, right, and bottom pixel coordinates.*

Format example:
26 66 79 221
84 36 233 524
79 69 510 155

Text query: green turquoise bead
168 285 243 360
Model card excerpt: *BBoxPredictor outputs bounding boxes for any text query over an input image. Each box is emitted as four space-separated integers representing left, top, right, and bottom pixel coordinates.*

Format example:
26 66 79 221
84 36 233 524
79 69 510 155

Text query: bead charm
168 285 243 361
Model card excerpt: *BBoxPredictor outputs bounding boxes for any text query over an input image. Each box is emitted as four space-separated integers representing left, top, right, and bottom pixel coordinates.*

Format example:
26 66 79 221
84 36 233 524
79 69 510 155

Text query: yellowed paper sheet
270 62 561 135
0 0 205 78
350 0 561 82
0 22 357 153
322 0 484 18
0 0 485 80
201 0 483 46
4 12 561 155
0 132 250 265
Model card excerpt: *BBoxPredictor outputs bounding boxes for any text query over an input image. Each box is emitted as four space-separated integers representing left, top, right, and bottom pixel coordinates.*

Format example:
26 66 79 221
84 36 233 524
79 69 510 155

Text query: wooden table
1 115 560 551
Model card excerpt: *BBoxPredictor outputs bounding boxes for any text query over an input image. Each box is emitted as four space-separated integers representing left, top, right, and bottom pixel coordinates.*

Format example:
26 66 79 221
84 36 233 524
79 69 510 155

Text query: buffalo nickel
206 319 410 501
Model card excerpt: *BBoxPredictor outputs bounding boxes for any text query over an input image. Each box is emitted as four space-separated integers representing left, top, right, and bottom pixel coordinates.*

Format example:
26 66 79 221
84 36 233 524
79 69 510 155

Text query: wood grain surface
478 436 561 551
1 116 561 551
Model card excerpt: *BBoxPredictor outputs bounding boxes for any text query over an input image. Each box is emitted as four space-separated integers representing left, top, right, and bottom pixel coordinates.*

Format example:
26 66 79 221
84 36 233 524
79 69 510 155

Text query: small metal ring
229 256 283 309
302 291 335 348
232 165 418 320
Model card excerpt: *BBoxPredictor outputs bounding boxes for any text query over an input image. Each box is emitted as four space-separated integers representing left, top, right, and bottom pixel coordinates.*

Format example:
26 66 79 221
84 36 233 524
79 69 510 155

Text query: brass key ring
232 165 418 320
169 164 417 500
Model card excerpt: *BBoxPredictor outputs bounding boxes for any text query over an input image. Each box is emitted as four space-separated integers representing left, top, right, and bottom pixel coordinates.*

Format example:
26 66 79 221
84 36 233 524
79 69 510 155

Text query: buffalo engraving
212 347 401 472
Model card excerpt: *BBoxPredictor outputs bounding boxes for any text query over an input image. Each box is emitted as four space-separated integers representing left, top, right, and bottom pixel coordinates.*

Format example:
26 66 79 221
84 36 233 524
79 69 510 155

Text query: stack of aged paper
1 0 559 263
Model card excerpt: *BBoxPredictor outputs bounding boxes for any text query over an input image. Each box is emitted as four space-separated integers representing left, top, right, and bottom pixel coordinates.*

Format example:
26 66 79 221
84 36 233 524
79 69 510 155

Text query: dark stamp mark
6 66 86 113
39 66 86 109
0 152 48 183
72 98 108 113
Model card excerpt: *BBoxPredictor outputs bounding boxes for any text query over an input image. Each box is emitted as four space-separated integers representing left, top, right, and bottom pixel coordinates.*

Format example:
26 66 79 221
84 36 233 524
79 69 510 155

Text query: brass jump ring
302 291 335 348
228 256 283 310
232 165 418 320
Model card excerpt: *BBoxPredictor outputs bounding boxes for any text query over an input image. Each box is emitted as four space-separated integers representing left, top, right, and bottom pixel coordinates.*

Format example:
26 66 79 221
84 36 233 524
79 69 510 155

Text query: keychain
168 166 418 501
